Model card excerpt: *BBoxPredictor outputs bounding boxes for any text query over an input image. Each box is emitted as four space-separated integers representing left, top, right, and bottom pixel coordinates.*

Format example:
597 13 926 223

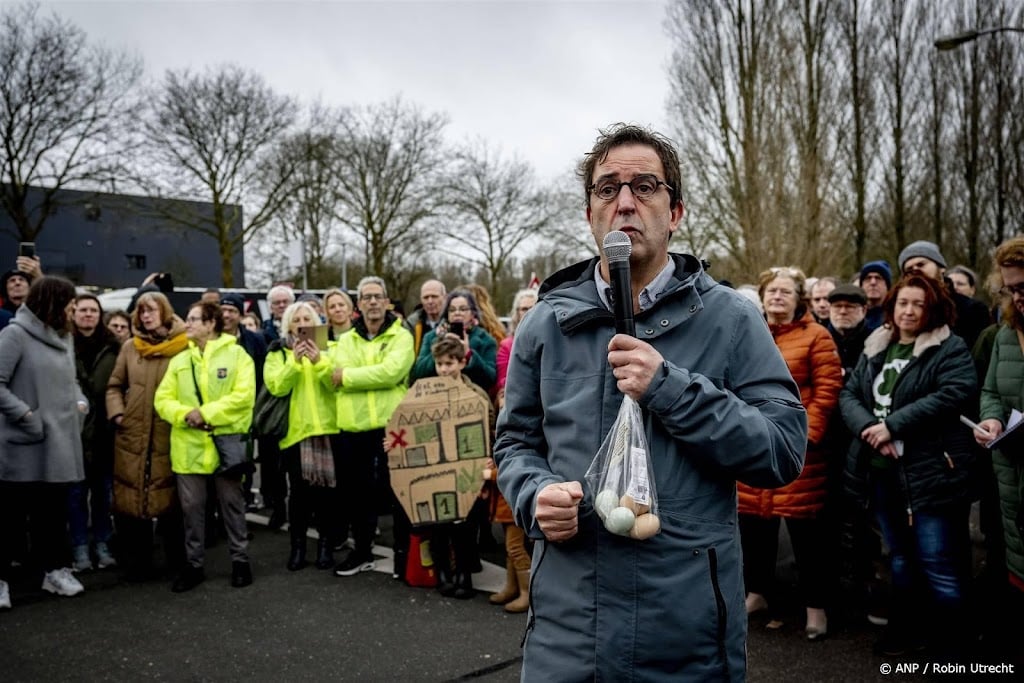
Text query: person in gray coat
494 124 808 681
0 276 88 608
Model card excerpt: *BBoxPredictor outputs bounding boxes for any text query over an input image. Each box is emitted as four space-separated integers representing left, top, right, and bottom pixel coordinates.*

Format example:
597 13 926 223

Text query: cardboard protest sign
386 376 490 525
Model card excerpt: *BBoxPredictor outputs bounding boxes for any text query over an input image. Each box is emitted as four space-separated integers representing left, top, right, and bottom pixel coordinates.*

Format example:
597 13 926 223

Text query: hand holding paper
983 409 1022 449
960 415 998 446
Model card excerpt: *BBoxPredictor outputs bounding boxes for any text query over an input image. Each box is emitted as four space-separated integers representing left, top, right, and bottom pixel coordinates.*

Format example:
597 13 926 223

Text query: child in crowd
424 337 495 599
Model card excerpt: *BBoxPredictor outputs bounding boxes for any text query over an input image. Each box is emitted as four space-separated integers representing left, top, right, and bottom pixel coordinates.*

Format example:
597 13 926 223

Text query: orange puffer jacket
738 310 842 518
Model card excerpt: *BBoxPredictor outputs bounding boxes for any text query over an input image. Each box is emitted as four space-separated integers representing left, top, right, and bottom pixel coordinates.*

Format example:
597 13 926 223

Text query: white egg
595 489 619 520
604 506 636 535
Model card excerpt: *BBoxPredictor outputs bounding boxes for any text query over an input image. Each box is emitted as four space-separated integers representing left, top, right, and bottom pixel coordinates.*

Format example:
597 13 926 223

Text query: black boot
171 565 205 593
231 561 253 588
315 538 334 570
392 549 408 582
452 526 475 599
430 531 455 597
452 570 475 599
287 536 308 571
267 506 287 531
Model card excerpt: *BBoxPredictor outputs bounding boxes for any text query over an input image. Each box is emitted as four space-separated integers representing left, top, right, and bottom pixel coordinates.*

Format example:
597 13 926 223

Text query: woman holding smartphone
410 289 497 392
263 301 340 571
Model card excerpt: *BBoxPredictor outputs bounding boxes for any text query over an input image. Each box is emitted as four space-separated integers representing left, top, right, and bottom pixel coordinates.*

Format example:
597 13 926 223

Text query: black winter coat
840 325 979 514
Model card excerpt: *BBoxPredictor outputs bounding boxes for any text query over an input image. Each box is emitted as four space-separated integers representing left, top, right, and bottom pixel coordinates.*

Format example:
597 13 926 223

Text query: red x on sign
388 429 409 450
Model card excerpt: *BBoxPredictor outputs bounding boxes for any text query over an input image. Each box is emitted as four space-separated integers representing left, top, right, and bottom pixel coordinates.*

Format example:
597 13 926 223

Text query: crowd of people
1 123 1022 679
0 260 540 612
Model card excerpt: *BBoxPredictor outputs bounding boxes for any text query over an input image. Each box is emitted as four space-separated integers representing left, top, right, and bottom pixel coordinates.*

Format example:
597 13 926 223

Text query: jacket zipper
707 547 731 683
520 540 547 648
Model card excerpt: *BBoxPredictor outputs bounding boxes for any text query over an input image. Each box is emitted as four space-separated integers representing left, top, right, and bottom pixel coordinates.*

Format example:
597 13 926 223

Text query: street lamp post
935 26 1024 51
340 240 348 292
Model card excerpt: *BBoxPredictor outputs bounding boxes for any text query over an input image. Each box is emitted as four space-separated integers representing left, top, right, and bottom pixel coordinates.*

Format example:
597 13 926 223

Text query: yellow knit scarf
134 332 188 358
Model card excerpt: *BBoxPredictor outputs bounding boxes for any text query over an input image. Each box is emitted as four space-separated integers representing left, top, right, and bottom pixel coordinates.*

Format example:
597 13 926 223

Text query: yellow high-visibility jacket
154 334 255 475
264 343 338 450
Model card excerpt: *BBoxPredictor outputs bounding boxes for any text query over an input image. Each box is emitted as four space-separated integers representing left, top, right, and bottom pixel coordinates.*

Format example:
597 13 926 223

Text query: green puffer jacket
328 313 414 432
979 324 1024 584
264 341 337 449
154 334 255 475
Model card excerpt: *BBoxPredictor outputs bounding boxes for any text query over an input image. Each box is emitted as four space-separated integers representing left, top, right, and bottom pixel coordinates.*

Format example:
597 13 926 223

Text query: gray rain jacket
0 305 86 483
495 255 807 682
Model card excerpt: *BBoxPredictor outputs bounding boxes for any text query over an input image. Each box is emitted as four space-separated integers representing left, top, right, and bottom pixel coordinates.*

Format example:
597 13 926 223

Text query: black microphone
602 231 635 336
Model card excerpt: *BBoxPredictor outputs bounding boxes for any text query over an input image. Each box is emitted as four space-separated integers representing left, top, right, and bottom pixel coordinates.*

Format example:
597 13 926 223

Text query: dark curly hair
24 276 77 335
577 123 683 208
882 274 956 336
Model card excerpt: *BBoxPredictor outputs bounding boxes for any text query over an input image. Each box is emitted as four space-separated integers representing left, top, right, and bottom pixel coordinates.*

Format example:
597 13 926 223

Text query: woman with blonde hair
323 288 354 341
106 290 188 580
739 266 842 640
264 301 340 571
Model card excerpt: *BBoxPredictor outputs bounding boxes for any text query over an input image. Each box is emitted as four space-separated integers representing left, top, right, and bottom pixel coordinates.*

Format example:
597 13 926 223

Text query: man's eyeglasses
588 174 672 202
999 283 1024 298
360 293 386 302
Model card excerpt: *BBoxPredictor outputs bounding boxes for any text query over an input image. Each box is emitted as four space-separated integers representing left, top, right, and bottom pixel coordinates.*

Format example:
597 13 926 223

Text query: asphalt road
1 516 1018 682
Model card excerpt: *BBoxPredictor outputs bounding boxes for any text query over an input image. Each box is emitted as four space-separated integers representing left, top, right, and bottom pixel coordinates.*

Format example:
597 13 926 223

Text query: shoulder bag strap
190 357 205 405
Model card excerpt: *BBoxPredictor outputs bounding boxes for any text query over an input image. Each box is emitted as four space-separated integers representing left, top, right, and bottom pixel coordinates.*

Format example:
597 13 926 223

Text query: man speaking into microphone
494 124 807 681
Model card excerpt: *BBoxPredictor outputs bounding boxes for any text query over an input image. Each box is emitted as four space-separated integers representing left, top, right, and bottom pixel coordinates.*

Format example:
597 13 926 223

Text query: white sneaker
0 579 10 609
42 568 85 597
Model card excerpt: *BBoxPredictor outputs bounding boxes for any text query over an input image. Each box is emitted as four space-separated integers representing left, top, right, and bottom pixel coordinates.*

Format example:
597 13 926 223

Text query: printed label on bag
626 446 650 505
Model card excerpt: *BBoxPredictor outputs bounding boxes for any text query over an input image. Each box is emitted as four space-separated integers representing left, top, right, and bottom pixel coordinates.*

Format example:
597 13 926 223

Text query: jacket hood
10 305 72 351
187 331 238 359
862 324 951 358
354 310 400 341
538 253 713 334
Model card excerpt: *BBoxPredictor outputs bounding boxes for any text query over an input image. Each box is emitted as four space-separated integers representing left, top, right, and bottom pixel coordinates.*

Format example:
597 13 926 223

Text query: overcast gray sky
45 0 674 180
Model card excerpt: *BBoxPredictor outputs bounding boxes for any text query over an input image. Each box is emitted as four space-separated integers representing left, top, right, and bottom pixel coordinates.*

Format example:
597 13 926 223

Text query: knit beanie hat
859 260 892 288
2 269 33 291
898 240 947 271
220 293 246 313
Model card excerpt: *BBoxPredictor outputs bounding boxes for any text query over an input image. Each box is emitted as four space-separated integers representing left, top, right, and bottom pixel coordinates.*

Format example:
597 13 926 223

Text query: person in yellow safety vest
327 276 414 579
154 301 255 593
263 301 340 572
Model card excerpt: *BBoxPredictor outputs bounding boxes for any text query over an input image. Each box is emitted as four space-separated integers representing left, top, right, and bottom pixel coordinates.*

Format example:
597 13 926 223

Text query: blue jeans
872 476 967 609
68 466 113 547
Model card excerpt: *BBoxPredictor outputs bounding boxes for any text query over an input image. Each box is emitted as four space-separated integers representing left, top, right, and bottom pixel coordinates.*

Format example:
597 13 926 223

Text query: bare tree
331 98 449 289
667 0 791 280
834 0 880 270
875 0 929 254
437 142 555 304
270 107 351 288
0 2 143 241
778 0 844 276
140 64 297 286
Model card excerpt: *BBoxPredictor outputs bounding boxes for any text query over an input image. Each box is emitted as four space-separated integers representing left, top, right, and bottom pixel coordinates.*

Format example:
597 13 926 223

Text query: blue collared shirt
594 257 675 313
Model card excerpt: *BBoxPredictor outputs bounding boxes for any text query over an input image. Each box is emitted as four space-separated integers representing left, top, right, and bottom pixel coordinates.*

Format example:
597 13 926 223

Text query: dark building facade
0 185 244 288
